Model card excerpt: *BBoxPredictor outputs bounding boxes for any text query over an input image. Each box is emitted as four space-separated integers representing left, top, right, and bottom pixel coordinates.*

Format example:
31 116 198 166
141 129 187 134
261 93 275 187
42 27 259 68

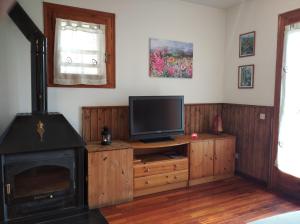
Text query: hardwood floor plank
101 177 300 224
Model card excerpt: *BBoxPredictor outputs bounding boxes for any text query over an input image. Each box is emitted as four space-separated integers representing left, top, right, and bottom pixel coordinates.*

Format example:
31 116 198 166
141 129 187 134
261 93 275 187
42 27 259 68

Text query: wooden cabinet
132 142 189 197
87 142 133 208
189 136 236 186
214 138 236 176
190 140 214 179
86 134 235 206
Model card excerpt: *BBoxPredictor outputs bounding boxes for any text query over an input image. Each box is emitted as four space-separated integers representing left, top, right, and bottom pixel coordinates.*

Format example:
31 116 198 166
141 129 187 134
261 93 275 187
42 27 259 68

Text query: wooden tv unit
86 133 236 209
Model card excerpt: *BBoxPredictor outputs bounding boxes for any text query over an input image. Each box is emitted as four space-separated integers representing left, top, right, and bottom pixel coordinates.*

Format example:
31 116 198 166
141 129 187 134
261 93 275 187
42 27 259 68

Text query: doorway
272 9 300 198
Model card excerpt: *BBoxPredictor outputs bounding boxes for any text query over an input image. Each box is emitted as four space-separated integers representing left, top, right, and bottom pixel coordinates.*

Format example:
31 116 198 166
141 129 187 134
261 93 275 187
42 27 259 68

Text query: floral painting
149 38 193 78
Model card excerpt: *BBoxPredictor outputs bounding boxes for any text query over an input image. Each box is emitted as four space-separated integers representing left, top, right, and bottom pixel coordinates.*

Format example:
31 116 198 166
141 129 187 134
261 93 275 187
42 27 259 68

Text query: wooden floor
101 177 300 224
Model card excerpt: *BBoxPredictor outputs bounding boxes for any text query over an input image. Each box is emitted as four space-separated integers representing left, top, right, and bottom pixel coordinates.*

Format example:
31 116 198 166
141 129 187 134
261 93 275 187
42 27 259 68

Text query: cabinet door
214 138 236 176
190 140 214 179
88 149 133 208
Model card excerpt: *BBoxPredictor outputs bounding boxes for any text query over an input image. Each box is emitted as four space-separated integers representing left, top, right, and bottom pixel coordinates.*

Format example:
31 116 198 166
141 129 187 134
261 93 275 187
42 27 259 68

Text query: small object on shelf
101 126 112 145
191 133 198 139
212 115 223 135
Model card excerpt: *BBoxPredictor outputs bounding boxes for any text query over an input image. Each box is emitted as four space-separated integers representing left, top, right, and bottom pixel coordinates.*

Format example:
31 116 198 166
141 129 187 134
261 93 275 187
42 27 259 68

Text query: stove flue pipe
8 2 47 113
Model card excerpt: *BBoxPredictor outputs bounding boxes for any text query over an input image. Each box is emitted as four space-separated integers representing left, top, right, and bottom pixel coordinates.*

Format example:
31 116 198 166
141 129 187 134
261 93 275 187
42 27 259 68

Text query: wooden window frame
43 3 115 88
270 8 300 191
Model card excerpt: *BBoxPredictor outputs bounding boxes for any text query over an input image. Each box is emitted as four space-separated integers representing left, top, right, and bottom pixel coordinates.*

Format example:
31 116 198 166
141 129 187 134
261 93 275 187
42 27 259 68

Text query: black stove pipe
8 2 47 113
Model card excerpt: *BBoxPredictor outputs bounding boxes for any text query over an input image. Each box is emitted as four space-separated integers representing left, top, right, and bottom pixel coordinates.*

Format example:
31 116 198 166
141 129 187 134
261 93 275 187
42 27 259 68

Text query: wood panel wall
222 104 274 183
82 106 129 142
82 104 222 142
82 103 274 183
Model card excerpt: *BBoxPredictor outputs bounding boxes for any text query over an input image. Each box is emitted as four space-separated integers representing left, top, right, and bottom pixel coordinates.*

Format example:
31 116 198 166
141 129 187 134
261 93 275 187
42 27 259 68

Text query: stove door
3 150 77 219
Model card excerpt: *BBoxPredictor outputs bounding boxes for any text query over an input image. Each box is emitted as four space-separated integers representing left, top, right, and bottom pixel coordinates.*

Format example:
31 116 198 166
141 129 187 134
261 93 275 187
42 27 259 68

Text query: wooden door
214 138 236 176
88 149 133 208
271 9 300 199
190 140 214 179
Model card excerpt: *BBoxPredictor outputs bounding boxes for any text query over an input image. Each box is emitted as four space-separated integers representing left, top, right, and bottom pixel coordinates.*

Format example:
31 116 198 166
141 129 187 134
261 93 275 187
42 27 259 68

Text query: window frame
44 2 116 88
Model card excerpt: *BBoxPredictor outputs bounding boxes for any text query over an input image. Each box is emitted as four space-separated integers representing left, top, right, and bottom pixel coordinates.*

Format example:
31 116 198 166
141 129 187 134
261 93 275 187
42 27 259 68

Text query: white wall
224 0 300 106
0 0 226 135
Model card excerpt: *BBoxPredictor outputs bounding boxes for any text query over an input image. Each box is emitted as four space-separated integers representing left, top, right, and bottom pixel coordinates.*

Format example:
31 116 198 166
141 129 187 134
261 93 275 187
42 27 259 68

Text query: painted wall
224 0 300 106
0 0 226 135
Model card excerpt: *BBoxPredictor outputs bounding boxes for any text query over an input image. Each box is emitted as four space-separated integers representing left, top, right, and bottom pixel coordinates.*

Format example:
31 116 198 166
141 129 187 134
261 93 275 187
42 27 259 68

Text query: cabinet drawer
134 170 188 190
134 158 188 178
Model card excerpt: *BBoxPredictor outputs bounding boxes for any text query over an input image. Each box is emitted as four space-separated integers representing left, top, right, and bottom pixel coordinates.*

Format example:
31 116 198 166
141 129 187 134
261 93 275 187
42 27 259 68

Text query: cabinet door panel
190 140 214 179
214 138 235 176
88 149 133 208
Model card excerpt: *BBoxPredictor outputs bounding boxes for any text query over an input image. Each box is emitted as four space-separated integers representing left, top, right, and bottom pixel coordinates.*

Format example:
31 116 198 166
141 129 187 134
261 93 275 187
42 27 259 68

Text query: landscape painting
239 31 255 57
149 38 193 78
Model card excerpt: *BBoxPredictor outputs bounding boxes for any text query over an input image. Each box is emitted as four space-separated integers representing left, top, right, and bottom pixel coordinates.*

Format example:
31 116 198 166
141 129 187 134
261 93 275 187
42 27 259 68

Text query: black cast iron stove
0 2 104 224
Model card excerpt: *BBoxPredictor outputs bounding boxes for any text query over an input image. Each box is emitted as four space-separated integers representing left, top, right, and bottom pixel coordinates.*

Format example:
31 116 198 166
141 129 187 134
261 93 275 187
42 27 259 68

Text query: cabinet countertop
86 133 235 152
86 140 131 152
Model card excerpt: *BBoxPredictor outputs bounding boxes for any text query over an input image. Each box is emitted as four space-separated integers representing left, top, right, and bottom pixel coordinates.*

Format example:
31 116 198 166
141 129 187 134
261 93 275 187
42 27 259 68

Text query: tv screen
129 96 184 141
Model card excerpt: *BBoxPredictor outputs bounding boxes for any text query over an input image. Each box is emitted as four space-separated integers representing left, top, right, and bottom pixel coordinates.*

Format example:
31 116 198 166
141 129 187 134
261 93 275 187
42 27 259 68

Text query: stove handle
6 184 11 195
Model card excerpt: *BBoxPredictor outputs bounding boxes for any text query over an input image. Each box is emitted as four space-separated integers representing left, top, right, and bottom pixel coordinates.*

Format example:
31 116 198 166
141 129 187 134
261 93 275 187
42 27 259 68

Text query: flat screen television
129 96 184 142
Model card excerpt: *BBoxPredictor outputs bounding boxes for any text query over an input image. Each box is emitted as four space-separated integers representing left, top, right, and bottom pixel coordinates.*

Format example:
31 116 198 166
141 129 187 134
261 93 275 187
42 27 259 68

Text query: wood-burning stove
0 2 106 223
0 114 87 223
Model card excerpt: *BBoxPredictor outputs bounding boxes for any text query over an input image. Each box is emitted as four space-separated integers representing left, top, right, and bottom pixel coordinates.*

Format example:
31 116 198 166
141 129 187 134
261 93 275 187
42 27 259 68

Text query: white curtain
54 18 107 85
277 23 300 178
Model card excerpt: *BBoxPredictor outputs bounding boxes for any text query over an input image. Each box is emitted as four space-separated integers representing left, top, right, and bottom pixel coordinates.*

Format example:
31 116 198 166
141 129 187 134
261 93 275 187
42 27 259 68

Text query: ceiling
181 0 245 9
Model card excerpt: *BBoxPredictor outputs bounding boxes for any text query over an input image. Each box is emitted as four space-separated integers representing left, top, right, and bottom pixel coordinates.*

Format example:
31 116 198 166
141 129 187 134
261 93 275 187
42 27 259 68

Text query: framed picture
149 38 193 78
238 64 254 89
239 31 255 57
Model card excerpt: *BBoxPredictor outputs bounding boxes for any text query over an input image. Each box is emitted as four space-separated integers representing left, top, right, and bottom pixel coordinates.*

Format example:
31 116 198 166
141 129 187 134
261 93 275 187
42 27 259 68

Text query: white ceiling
181 0 245 9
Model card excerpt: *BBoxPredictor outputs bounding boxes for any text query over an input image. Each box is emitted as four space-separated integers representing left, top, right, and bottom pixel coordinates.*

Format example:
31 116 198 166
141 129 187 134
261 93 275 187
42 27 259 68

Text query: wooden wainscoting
82 106 129 142
82 103 274 184
82 104 222 142
184 104 222 135
222 104 274 183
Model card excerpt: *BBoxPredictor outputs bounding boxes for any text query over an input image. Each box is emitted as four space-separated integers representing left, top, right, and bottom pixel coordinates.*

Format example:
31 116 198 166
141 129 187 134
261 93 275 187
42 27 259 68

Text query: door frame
271 8 300 197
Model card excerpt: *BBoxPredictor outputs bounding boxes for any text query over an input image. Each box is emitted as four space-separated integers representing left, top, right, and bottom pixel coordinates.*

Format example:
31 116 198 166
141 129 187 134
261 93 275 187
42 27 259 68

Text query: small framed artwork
239 31 255 57
238 64 254 89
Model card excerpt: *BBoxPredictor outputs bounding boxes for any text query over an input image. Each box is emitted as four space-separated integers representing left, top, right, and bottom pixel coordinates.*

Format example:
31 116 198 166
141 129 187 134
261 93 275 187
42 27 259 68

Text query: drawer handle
145 180 150 185
174 176 177 179
173 164 177 170
145 168 150 172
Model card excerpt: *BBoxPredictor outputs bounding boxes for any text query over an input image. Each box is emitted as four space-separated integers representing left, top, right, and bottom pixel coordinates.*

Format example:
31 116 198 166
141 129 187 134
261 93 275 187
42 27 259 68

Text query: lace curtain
277 23 300 178
54 18 107 85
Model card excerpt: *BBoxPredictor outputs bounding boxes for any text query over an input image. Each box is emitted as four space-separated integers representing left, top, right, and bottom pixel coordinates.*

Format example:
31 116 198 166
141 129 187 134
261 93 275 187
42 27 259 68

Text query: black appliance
129 96 184 142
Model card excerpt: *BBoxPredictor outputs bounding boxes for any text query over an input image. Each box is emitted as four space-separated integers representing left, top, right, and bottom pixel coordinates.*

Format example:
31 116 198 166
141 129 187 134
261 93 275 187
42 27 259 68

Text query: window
44 3 115 88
